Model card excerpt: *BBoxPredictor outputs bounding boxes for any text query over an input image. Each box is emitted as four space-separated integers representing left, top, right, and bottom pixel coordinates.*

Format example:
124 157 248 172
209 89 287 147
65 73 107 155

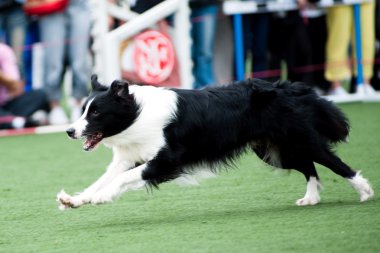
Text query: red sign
133 30 175 85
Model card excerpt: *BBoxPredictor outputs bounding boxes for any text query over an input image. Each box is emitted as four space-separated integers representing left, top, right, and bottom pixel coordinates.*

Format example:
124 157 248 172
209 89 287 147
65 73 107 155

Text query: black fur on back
142 79 350 186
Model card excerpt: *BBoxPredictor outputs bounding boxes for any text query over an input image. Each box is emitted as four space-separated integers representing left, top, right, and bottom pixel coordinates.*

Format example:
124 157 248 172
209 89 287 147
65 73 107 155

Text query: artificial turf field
0 102 379 253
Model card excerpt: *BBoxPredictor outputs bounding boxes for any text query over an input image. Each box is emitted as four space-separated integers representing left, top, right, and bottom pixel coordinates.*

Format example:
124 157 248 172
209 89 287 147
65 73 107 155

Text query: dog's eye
91 110 100 117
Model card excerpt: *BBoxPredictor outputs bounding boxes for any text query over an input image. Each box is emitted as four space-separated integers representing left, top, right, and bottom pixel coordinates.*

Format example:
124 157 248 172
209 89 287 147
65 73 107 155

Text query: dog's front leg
57 158 134 210
90 163 147 205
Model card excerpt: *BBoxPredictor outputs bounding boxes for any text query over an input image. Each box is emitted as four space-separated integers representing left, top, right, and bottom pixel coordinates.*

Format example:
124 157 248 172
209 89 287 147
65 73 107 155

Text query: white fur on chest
102 85 178 163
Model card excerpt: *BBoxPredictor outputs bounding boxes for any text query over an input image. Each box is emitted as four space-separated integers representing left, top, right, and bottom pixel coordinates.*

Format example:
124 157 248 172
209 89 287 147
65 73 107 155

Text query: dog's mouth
83 132 103 151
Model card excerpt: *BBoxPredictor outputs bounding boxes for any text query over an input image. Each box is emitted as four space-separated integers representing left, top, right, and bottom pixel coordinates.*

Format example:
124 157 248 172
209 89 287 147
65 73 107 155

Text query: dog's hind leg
314 148 374 202
252 142 322 205
250 141 282 168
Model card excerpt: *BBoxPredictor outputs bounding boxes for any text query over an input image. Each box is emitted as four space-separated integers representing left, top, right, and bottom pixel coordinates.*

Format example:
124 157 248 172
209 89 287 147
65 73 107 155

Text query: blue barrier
223 0 370 88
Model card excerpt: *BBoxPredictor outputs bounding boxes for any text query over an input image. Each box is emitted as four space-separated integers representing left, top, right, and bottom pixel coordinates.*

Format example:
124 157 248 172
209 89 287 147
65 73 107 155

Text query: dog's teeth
83 140 90 150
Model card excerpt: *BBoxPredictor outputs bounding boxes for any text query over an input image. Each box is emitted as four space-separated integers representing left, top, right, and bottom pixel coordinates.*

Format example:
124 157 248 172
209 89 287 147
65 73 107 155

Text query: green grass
1 103 380 253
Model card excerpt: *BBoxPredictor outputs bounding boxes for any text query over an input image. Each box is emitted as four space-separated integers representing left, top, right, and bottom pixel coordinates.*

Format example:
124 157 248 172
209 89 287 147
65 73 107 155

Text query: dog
57 75 374 210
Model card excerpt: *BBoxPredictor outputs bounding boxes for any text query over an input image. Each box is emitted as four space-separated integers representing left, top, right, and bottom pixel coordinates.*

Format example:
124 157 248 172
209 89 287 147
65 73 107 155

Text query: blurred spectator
0 42 49 129
268 5 313 85
325 2 376 95
39 0 91 125
243 12 270 79
370 0 380 90
302 5 330 93
130 0 164 13
190 0 219 89
0 0 28 75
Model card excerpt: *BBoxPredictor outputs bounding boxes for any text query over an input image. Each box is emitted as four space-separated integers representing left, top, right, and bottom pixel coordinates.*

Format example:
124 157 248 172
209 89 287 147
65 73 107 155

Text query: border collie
57 75 374 210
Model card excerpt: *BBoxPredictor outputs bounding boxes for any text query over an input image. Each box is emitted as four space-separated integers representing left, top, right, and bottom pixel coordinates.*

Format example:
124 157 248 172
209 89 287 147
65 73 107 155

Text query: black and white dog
57 75 374 210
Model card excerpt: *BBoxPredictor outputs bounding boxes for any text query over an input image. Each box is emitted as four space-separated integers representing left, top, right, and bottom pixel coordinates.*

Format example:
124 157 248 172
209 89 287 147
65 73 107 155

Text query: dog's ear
91 74 107 91
110 79 130 99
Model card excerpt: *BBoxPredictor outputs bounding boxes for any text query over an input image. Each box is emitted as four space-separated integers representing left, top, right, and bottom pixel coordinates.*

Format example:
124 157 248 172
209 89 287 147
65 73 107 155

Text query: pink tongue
84 139 95 150
83 134 102 151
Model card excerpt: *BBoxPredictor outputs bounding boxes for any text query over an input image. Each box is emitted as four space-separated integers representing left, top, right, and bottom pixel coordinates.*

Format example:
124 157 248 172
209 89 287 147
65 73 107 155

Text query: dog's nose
66 128 76 138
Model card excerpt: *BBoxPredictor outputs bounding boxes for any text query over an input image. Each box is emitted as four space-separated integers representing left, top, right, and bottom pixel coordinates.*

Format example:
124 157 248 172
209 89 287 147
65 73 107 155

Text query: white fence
90 0 193 89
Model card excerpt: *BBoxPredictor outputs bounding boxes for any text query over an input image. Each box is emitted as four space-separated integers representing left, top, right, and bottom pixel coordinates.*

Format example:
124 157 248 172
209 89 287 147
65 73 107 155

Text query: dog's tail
313 98 350 143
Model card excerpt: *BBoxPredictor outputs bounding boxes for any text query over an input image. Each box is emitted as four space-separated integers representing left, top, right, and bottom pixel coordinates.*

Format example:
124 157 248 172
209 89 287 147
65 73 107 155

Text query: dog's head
66 75 140 151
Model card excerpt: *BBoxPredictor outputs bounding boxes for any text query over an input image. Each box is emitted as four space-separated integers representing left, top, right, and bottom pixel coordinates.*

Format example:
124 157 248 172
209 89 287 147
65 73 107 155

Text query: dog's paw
359 185 374 202
296 196 320 206
57 189 74 210
348 172 374 202
56 189 84 210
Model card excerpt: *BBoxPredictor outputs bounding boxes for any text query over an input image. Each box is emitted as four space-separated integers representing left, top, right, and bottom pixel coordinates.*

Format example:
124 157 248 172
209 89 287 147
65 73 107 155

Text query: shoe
327 86 349 96
356 85 365 96
12 117 26 129
10 116 39 129
71 106 82 123
49 107 69 125
30 110 49 126
364 84 377 95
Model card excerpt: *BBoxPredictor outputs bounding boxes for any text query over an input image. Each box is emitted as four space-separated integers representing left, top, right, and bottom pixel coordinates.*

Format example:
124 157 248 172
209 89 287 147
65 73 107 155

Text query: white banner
223 0 372 15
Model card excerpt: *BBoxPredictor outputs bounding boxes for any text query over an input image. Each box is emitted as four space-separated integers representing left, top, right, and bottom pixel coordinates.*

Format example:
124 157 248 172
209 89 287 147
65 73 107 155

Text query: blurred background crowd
0 0 379 130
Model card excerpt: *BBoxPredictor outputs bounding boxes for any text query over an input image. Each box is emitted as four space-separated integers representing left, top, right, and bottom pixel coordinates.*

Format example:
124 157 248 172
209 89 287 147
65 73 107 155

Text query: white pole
173 0 193 89
108 0 181 41
90 0 110 83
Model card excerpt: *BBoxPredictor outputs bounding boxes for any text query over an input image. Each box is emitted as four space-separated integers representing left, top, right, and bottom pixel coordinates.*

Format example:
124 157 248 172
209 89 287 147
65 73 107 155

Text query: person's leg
39 13 66 104
307 15 330 91
0 107 12 116
243 14 254 63
286 13 313 84
191 5 218 89
67 1 91 121
0 90 49 129
370 0 380 90
67 1 90 103
325 6 352 92
0 107 15 129
3 90 49 117
39 12 69 124
4 6 27 76
0 12 4 34
251 13 269 75
267 15 286 82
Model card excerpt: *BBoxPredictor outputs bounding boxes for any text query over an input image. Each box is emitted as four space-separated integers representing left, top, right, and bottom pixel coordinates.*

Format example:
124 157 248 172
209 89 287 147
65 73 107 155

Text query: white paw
57 189 73 210
359 185 374 202
348 172 375 202
296 196 320 206
56 189 84 210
